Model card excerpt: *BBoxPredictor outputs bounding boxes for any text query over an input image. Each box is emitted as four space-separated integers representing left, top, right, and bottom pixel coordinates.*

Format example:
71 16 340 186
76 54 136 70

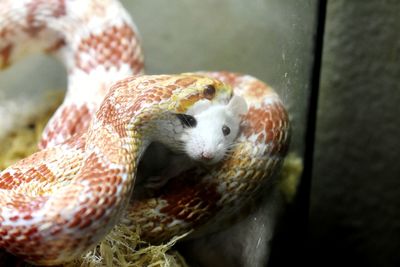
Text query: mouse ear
187 99 212 115
228 94 248 115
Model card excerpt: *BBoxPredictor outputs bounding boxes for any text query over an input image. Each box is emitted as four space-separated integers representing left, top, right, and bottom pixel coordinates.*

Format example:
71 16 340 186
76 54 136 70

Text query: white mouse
136 94 248 191
179 94 248 164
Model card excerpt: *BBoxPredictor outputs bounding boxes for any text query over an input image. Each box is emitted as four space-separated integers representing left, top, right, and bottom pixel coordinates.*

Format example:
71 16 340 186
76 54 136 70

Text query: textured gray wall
309 1 400 266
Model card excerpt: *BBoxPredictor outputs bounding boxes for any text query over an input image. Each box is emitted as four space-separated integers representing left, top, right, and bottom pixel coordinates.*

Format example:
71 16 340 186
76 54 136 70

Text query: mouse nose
201 152 214 161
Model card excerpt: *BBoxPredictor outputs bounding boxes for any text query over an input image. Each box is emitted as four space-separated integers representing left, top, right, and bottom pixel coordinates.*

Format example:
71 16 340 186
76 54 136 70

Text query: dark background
274 1 400 266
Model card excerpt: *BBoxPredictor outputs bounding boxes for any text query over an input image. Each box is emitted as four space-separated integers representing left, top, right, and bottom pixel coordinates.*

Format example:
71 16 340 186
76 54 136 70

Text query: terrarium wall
309 1 400 267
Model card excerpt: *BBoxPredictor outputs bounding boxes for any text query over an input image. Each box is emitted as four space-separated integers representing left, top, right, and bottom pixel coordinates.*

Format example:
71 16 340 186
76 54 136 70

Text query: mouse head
179 94 248 164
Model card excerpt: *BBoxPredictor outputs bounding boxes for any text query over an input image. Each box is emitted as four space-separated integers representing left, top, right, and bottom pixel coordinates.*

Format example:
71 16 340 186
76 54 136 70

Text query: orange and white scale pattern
129 72 290 243
0 0 291 265
0 0 144 149
0 74 233 264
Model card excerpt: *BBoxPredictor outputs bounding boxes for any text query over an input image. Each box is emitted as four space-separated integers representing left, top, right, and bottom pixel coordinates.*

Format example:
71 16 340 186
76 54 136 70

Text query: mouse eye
222 125 231 136
176 114 197 128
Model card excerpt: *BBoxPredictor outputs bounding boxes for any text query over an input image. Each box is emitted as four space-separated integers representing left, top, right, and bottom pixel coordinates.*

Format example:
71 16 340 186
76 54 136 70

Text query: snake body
0 0 290 265
0 0 144 149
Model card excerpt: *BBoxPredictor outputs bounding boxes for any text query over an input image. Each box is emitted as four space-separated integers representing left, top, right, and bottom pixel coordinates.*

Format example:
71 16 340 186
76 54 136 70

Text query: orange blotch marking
176 94 202 113
159 169 221 225
78 219 92 230
0 26 15 39
9 216 19 222
85 208 96 218
53 0 67 17
75 23 143 74
40 104 92 148
0 44 13 68
50 226 62 236
93 209 105 220
45 38 66 53
175 77 197 87
22 215 33 221
24 0 66 36
246 80 272 98
67 216 81 228
202 71 241 86
242 103 288 143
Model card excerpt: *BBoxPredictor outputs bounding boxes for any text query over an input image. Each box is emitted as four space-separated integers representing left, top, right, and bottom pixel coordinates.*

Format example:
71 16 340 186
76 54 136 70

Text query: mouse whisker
226 143 240 150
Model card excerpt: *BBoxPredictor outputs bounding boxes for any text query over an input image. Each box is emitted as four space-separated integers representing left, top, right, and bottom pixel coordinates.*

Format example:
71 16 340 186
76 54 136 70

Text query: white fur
182 94 248 164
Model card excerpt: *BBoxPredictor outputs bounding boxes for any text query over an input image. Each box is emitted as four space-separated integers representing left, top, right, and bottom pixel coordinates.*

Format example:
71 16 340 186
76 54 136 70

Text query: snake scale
0 0 290 265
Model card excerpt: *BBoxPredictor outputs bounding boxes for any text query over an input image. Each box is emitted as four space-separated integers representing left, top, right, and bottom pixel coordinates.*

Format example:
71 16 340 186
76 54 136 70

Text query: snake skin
0 0 290 265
